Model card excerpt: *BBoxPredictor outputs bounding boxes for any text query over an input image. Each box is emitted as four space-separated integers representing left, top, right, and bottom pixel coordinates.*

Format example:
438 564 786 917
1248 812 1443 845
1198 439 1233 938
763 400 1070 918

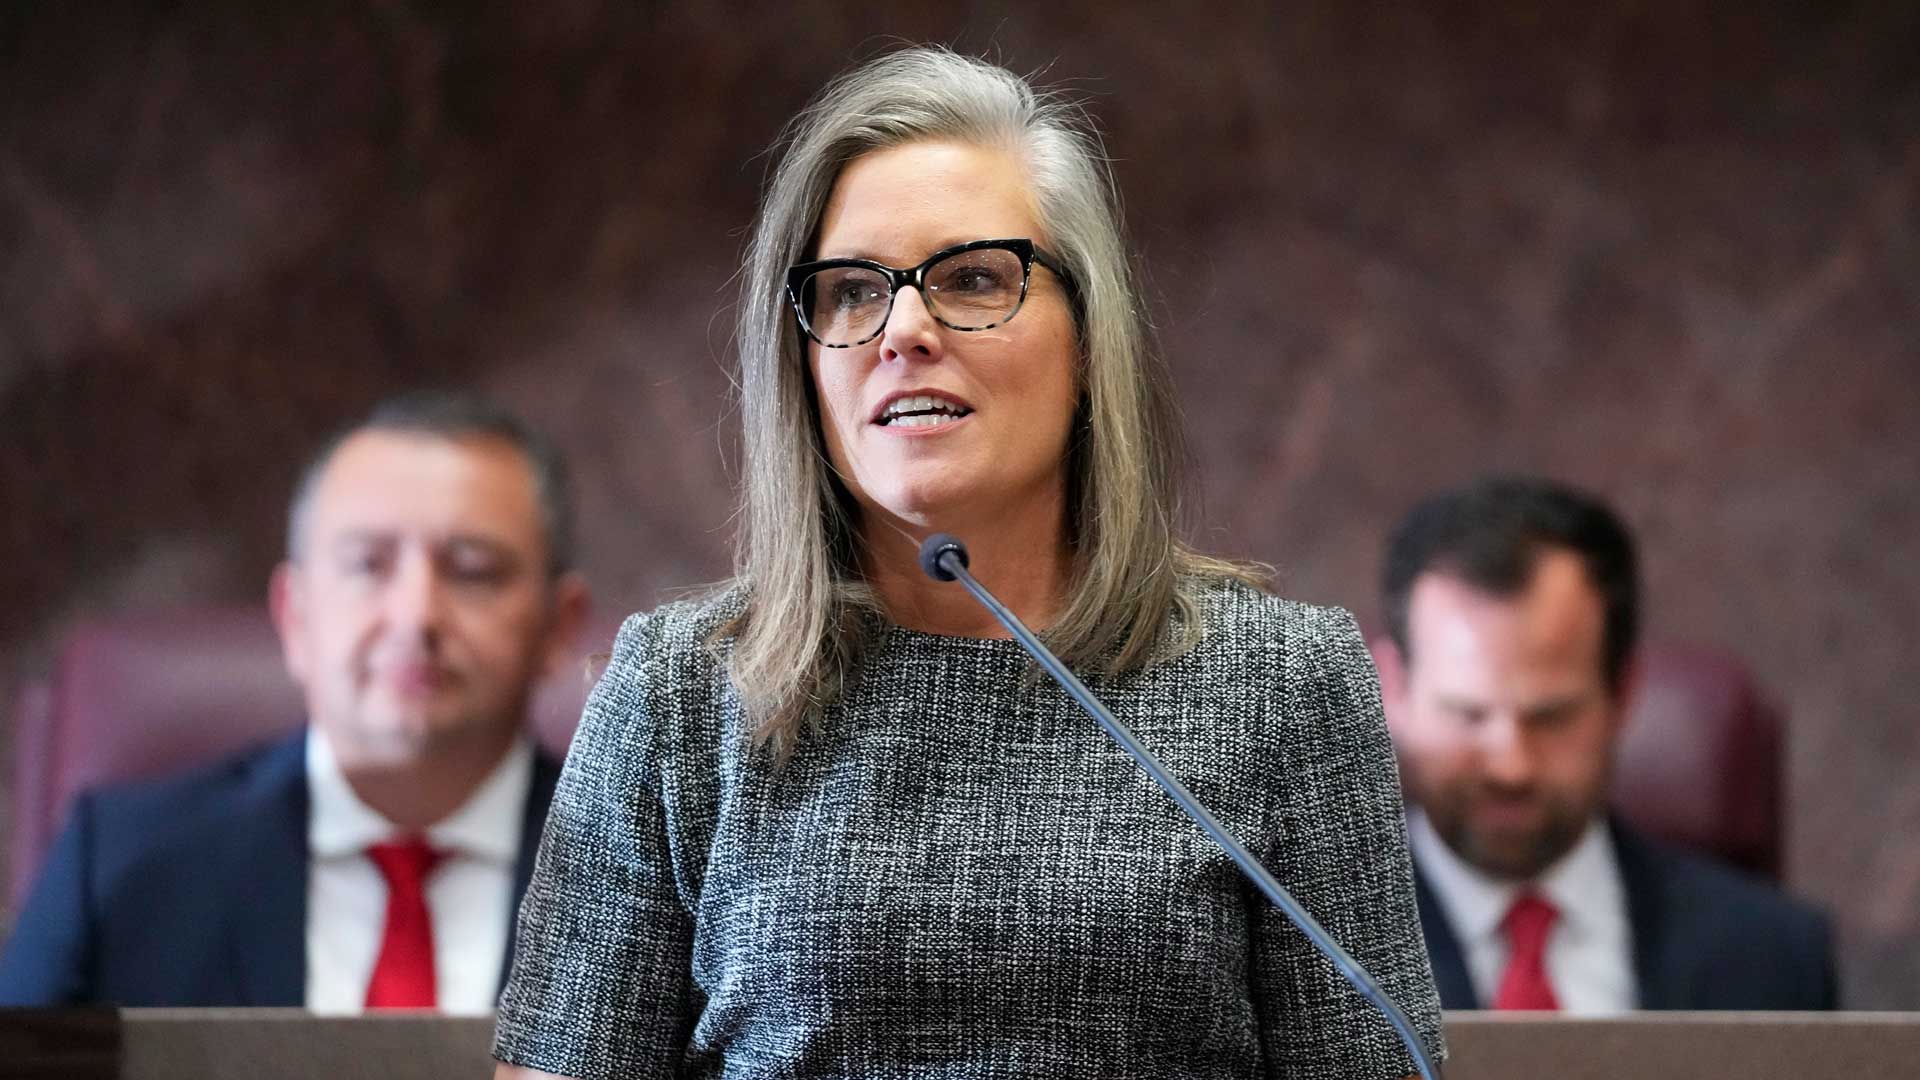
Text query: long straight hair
724 47 1264 760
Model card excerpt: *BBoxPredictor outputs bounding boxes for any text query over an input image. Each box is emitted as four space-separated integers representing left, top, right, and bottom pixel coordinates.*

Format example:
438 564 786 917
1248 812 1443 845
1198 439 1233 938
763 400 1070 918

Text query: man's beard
1420 781 1592 882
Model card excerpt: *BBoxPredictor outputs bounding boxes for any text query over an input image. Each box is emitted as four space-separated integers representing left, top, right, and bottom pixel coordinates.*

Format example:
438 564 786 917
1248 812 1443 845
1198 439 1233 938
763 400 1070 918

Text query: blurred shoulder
1618 824 1831 939
72 735 303 863
88 736 299 820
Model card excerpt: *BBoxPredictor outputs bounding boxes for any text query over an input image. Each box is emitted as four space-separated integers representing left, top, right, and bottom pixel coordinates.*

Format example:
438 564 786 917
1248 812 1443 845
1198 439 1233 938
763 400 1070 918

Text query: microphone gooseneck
914 533 1443 1080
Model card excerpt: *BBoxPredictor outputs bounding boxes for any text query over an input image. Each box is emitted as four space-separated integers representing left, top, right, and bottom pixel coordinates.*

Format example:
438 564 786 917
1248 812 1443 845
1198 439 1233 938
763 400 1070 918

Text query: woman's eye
944 266 1003 292
833 281 883 309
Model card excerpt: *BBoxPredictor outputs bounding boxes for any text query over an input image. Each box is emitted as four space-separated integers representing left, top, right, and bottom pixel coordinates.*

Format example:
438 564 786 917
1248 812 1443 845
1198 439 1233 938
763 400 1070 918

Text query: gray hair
287 391 577 579
724 47 1263 759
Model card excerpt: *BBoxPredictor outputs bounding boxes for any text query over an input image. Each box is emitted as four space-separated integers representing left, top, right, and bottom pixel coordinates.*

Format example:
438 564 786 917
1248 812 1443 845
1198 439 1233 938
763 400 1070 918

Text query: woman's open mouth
874 393 974 428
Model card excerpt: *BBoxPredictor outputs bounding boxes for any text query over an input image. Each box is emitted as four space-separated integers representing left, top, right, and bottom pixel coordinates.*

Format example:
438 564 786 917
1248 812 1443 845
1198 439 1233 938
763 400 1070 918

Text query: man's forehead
307 430 542 539
1408 553 1608 683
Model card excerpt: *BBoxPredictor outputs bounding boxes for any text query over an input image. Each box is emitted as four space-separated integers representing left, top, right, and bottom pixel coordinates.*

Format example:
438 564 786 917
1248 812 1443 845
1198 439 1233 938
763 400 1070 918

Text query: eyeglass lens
800 246 1027 346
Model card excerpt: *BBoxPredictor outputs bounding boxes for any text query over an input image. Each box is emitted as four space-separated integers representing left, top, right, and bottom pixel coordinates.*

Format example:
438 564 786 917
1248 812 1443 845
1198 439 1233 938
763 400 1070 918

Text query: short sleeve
493 612 698 1079
1251 605 1445 1079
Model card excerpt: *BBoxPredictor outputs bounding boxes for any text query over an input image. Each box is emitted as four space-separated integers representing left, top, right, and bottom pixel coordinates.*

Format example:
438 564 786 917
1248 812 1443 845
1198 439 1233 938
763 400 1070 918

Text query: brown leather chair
6 606 623 910
1371 636 1783 880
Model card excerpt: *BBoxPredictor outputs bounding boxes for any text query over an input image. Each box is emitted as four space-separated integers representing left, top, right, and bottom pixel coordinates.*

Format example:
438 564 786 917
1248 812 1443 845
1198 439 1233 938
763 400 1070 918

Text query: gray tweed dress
493 578 1444 1079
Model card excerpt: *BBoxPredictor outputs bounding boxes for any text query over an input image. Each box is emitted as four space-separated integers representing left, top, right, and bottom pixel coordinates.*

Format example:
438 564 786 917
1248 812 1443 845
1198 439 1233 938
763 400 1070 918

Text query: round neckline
878 622 1035 650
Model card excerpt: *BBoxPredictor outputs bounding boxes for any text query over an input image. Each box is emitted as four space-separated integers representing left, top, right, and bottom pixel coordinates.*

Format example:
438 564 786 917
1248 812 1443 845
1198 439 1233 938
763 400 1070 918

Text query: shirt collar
1409 809 1627 949
306 728 534 865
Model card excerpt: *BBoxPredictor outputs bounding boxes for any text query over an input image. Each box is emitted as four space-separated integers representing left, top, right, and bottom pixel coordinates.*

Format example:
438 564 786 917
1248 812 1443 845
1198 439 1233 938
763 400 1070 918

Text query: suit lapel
1411 859 1481 1009
1611 819 1680 1009
225 734 310 1006
499 749 561 992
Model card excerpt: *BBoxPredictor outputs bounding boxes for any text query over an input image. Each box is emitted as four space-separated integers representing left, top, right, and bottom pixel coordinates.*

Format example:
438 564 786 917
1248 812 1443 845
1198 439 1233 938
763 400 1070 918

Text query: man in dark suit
0 393 589 1013
1373 475 1835 1012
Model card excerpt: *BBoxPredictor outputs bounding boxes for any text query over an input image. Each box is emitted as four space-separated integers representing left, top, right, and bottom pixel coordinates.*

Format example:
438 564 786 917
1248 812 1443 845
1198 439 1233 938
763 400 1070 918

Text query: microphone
918 533 969 581
918 533 1443 1080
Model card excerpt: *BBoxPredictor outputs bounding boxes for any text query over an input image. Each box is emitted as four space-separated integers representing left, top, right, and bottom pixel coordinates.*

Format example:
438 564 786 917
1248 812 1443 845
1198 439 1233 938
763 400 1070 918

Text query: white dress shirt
304 729 533 1015
1409 809 1637 1014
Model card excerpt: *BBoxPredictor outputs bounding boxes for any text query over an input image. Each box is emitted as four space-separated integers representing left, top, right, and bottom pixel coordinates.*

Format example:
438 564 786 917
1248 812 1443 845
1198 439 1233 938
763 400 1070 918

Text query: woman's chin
867 482 974 526
853 461 1064 535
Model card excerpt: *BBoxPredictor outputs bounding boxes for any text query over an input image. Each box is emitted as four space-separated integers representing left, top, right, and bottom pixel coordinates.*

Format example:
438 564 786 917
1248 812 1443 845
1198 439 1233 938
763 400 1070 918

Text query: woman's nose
878 285 942 363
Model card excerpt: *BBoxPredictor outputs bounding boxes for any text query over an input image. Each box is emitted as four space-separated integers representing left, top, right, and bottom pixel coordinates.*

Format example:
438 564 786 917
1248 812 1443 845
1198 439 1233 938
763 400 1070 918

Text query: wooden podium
3 1009 1917 1078
1443 1012 1920 1078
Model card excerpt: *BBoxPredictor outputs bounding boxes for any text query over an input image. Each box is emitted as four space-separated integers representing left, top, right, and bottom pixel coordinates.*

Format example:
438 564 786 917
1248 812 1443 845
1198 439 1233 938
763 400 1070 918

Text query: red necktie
1493 891 1560 1011
364 838 444 1010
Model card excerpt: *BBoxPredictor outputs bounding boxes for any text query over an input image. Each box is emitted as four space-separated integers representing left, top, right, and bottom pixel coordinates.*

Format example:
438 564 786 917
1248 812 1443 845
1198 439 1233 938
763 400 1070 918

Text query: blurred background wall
2 1 1915 1005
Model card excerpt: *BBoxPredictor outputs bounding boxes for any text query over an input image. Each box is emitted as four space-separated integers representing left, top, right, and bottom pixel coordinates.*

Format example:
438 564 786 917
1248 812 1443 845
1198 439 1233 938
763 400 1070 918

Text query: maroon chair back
1371 636 1783 881
6 606 623 910
1611 643 1783 880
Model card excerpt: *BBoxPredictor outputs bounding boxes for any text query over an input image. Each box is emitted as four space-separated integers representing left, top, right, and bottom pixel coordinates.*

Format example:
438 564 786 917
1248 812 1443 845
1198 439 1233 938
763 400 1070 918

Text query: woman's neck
858 492 1072 639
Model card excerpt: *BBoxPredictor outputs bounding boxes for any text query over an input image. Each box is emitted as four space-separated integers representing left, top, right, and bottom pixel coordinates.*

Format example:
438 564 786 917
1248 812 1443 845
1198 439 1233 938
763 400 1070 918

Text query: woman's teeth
880 394 971 426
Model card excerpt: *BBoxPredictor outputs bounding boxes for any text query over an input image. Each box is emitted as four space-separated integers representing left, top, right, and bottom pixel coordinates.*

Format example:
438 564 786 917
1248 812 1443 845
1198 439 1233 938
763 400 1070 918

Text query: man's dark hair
286 391 577 578
1383 475 1639 692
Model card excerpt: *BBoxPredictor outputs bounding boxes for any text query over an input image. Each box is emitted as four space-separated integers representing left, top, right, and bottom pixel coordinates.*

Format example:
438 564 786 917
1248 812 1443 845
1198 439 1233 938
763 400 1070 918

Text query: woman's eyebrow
814 238 989 265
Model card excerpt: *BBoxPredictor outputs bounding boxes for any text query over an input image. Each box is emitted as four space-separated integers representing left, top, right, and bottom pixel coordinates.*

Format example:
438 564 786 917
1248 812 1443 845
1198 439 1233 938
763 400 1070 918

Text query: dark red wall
3 1 1916 1005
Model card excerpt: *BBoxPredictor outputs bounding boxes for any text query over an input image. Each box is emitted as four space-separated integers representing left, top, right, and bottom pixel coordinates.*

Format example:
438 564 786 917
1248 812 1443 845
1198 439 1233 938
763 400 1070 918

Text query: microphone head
918 533 969 582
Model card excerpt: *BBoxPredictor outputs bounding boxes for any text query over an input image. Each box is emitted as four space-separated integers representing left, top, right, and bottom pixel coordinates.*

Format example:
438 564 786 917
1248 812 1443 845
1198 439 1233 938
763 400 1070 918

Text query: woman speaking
493 47 1443 1079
